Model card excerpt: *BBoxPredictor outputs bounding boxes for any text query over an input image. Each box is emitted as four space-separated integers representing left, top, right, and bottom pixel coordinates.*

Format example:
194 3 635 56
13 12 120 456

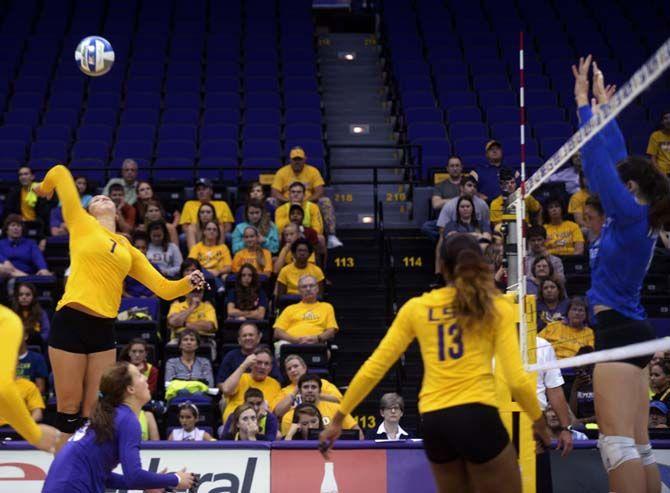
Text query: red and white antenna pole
517 31 529 363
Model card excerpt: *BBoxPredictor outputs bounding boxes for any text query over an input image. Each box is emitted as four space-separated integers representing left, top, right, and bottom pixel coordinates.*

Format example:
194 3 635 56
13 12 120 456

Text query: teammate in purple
42 362 195 492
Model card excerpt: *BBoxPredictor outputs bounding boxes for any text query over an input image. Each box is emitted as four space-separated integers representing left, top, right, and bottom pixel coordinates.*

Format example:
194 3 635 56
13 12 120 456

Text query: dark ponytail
617 156 670 230
441 234 498 328
89 362 133 443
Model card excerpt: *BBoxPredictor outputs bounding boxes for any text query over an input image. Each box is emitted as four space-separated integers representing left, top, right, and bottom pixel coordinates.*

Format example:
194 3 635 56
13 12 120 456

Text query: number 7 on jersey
437 323 464 360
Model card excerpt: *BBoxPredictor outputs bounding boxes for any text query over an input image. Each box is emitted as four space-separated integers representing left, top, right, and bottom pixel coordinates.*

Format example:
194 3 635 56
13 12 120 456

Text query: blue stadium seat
87 92 122 109
404 108 443 125
408 122 447 142
126 77 163 93
490 123 519 142
449 122 488 141
284 108 322 125
71 141 109 161
164 92 201 109
244 108 281 126
402 92 436 109
204 76 240 93
283 77 319 93
1 140 27 161
205 92 241 109
540 137 566 157
284 91 321 109
43 109 78 128
30 141 67 161
200 140 238 160
153 158 195 182
156 140 197 159
241 139 282 160
164 77 201 93
117 125 155 142
486 106 518 124
114 140 154 160
284 123 322 142
478 90 517 108
438 91 477 108
159 124 197 142
0 125 32 142
245 92 281 110
4 109 40 128
525 89 557 108
533 122 573 140
202 109 239 125
50 91 84 109
125 92 162 109
161 109 199 125
446 106 482 123
200 124 238 142
11 92 43 110
128 61 165 78
121 109 160 126
473 75 510 91
242 124 281 140
453 138 487 156
245 77 279 92
77 125 114 143
83 109 117 126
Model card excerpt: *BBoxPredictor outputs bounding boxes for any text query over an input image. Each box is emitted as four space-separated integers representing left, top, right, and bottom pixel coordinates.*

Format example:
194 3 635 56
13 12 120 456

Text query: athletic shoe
327 235 343 249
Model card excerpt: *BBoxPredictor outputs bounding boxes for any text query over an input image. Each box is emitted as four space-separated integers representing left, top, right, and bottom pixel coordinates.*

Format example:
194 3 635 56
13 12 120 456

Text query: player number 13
437 323 463 360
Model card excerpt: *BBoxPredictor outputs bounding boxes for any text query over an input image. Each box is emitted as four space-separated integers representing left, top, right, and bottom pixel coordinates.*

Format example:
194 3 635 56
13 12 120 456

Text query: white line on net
527 337 670 372
506 36 670 207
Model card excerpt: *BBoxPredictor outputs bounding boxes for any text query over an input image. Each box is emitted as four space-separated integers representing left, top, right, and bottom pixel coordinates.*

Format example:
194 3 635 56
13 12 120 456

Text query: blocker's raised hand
572 54 592 106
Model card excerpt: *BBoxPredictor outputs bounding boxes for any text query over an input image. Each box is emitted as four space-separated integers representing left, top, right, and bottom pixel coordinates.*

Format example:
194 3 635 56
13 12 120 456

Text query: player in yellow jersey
0 305 60 451
34 165 206 445
320 234 550 493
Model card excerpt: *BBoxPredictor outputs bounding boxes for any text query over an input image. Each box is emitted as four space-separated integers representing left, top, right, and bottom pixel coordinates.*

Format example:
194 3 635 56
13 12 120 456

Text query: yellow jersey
179 200 234 225
539 322 595 359
544 221 584 256
270 378 343 412
647 130 670 175
568 189 590 216
275 201 324 234
337 287 542 420
281 400 357 436
490 194 542 224
41 165 193 318
0 306 42 444
273 301 338 338
277 262 325 294
188 242 232 272
271 164 325 200
223 373 281 423
231 247 273 276
0 378 44 427
167 299 218 339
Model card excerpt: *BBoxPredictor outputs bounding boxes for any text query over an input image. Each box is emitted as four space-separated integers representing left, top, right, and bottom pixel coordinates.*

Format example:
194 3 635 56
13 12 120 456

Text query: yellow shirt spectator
539 321 594 359
0 378 45 427
188 242 232 272
568 189 590 217
179 200 234 226
277 262 325 294
275 201 324 234
274 301 338 339
280 400 357 436
270 379 343 411
544 221 584 256
490 195 542 224
271 164 325 200
167 298 218 339
223 373 281 423
647 130 670 175
20 188 37 221
285 250 317 264
231 247 273 276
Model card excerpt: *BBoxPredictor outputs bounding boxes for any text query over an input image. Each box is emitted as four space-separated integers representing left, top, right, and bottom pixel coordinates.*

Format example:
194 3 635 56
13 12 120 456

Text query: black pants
49 306 116 354
595 309 656 368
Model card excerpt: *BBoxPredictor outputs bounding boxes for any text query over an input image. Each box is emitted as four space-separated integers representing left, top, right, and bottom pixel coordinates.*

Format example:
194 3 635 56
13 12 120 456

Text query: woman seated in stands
188 220 232 287
284 403 324 441
526 256 558 297
650 360 670 407
542 197 585 256
136 199 179 245
167 402 214 441
536 278 569 331
12 281 50 346
274 223 317 274
119 339 159 398
226 403 260 441
164 329 214 387
539 297 594 359
231 226 273 277
442 196 491 241
146 220 183 278
366 393 412 440
276 238 325 297
226 263 268 321
232 200 279 255
235 182 276 223
186 203 223 251
50 175 92 237
0 215 52 277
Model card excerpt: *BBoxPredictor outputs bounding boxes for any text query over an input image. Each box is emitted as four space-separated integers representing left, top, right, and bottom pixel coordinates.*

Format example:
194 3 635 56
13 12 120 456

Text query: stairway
318 33 416 229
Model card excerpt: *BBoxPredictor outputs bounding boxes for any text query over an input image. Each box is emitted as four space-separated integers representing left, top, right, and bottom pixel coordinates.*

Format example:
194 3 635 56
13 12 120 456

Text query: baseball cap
485 140 502 151
650 400 668 415
194 177 213 188
290 147 306 159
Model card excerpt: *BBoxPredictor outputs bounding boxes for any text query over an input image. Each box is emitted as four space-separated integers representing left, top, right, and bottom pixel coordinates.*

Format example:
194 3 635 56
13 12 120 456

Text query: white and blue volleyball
74 36 115 77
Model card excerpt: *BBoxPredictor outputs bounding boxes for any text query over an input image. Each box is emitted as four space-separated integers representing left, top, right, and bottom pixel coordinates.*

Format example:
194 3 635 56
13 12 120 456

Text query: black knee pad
54 412 83 434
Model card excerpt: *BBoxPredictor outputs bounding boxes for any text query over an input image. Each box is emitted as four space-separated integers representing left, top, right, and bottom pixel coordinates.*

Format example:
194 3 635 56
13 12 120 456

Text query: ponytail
89 362 133 444
617 155 670 230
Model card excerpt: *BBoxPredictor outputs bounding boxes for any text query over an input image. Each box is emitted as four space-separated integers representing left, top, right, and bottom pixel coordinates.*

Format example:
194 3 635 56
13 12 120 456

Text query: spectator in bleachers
524 226 565 283
11 281 50 346
421 156 465 241
544 405 587 441
648 401 668 429
476 140 515 202
108 183 137 235
568 172 590 232
138 409 160 441
367 393 411 440
568 346 595 424
180 178 234 239
526 256 560 297
274 224 317 274
220 388 280 441
542 197 584 256
275 182 324 238
271 147 342 249
232 200 279 255
185 203 222 252
288 204 323 264
274 275 338 349
119 339 159 398
284 403 324 440
647 110 670 176
188 220 232 286
0 215 52 277
226 403 260 441
443 196 491 240
167 402 215 441
226 263 267 321
164 329 214 387
235 182 276 223
3 166 53 228
276 239 325 296
103 158 139 205
539 297 593 359
123 232 156 298
146 221 183 278
134 181 180 230
280 373 361 438
0 377 44 427
231 226 273 277
16 327 48 395
485 243 507 291
166 286 217 343
489 168 542 226
650 360 670 407
138 200 179 245
216 323 282 385
536 278 569 331
221 346 281 424
49 175 92 237
271 354 342 418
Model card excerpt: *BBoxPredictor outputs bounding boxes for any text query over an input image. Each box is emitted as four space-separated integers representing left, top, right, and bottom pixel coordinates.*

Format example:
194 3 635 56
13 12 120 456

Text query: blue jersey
42 404 178 493
579 105 656 320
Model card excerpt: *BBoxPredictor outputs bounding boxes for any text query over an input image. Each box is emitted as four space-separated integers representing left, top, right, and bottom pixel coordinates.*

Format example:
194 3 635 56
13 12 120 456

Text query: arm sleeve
326 305 339 331
311 205 324 235
647 132 658 156
273 309 290 331
117 413 180 489
231 225 244 253
338 301 416 416
128 246 193 300
494 304 543 421
265 224 280 254
201 359 214 387
40 165 88 230
219 202 234 223
164 359 177 382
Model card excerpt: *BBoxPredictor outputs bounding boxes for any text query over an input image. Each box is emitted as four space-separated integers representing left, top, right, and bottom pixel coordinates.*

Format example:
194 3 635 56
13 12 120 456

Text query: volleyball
74 36 115 77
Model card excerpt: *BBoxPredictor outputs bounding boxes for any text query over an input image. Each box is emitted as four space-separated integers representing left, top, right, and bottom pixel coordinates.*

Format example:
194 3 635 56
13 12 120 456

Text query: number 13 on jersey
437 323 463 360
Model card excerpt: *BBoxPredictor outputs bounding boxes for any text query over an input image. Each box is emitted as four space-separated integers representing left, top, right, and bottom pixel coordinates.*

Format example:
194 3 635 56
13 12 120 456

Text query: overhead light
338 51 356 61
349 123 370 135
360 215 374 224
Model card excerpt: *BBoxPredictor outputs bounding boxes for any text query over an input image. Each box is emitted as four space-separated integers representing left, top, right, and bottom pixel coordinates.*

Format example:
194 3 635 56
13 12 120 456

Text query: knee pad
597 434 640 472
54 412 84 434
636 443 656 466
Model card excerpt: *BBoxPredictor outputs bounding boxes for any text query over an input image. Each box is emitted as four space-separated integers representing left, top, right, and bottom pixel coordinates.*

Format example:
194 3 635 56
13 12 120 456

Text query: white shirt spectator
535 337 565 410
172 428 205 441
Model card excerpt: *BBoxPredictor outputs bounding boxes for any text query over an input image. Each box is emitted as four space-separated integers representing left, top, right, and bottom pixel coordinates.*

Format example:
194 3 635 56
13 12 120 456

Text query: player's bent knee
636 443 656 466
54 412 84 434
598 434 640 472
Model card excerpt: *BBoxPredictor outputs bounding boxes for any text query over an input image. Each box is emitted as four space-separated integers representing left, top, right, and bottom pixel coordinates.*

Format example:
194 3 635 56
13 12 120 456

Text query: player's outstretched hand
34 424 61 454
572 54 592 106
319 414 344 460
175 468 195 489
188 270 207 291
592 61 616 106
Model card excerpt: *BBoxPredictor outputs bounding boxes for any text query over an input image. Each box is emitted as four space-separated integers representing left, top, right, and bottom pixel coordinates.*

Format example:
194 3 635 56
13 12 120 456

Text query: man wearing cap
489 167 542 225
271 147 342 249
179 178 234 234
103 158 139 206
649 401 668 429
476 140 516 202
